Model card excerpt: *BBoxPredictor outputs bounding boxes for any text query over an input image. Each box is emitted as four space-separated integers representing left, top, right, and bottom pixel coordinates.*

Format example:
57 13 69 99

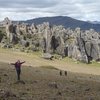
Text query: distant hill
88 21 100 24
24 16 100 32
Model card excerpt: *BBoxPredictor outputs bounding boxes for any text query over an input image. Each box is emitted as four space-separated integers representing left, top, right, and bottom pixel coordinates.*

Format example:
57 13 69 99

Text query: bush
0 30 5 42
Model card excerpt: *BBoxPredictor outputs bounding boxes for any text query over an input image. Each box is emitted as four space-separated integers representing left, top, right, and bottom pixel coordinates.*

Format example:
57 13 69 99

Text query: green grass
0 27 5 41
90 61 100 67
0 47 100 69
62 56 100 68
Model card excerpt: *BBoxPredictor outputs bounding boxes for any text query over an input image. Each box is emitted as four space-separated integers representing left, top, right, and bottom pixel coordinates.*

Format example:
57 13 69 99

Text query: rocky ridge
0 18 100 63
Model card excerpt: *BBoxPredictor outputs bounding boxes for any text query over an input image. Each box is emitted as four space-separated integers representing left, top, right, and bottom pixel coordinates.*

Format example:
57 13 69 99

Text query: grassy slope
0 48 100 75
0 62 100 100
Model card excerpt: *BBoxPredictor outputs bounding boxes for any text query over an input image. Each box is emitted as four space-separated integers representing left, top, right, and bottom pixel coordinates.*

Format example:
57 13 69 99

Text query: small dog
65 71 67 76
60 70 62 76
59 70 67 76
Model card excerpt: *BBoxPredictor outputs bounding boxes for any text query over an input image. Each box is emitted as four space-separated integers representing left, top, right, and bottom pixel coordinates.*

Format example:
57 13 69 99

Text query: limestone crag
0 18 100 63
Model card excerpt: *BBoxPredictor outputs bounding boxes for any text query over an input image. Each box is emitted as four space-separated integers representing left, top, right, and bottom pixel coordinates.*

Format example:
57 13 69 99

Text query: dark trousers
16 68 21 80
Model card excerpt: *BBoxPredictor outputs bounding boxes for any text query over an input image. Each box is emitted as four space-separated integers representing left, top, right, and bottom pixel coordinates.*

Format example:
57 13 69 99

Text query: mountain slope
25 16 100 32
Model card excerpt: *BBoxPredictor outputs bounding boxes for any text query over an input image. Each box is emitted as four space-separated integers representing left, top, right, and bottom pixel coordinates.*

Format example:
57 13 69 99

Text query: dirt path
0 48 100 75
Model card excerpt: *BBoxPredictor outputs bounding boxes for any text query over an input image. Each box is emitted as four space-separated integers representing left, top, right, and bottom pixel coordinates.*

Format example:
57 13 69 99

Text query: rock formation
1 18 100 63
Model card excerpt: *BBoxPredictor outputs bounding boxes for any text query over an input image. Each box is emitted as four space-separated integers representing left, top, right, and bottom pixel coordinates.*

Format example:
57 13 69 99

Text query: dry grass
0 62 100 100
0 47 100 75
40 65 59 70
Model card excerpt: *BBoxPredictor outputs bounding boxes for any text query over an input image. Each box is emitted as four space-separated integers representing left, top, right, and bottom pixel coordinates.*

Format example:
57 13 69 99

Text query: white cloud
0 0 100 21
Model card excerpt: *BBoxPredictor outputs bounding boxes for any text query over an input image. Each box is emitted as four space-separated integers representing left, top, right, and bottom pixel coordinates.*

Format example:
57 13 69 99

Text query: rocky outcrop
5 22 18 44
1 18 100 63
83 29 100 61
2 17 12 26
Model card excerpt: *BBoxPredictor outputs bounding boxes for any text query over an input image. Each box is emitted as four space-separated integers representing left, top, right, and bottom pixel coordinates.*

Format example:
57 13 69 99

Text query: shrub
0 30 5 42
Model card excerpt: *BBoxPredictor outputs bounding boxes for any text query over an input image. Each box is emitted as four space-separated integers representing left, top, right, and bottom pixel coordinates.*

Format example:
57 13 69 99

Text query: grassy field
0 47 100 75
0 48 100 100
0 62 100 100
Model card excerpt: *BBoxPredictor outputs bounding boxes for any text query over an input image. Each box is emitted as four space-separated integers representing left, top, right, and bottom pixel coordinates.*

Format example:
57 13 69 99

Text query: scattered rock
48 82 58 89
57 91 62 96
42 53 53 60
52 98 57 100
89 76 92 79
0 90 17 98
21 92 27 96
14 80 25 84
33 80 38 83
26 88 30 91
4 74 8 76
72 90 75 93
85 88 90 91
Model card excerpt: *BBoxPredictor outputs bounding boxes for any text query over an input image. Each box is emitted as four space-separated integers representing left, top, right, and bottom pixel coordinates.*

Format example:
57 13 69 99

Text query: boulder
40 37 46 53
91 42 100 60
42 53 53 60
55 36 65 56
2 17 12 25
76 37 88 63
72 45 82 61
20 39 30 47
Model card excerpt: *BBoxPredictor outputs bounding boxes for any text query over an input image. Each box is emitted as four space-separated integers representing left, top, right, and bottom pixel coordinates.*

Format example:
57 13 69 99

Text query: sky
0 0 100 21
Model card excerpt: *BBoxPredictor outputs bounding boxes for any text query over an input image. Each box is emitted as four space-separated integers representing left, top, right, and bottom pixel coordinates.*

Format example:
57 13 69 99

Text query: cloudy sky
0 0 100 21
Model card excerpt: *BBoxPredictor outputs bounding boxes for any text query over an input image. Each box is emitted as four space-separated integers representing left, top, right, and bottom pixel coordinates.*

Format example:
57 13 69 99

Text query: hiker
10 60 25 81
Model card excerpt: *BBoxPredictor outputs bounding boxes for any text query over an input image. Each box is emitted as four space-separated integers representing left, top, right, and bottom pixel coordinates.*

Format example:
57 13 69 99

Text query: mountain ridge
23 16 100 32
